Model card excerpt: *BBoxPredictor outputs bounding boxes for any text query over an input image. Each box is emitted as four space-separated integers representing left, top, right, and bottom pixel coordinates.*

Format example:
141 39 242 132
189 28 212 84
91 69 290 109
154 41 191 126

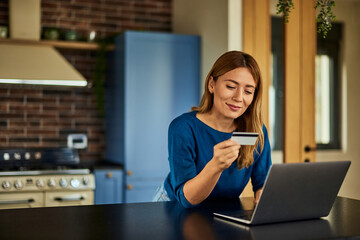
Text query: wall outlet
67 134 88 149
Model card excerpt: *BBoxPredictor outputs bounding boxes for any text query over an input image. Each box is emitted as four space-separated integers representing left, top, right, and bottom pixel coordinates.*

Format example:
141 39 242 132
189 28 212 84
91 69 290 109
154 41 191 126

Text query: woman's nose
232 89 243 102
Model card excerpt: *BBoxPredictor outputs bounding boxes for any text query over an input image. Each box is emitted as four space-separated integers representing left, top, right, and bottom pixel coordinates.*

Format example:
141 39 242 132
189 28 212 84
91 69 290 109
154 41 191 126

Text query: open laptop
213 161 351 225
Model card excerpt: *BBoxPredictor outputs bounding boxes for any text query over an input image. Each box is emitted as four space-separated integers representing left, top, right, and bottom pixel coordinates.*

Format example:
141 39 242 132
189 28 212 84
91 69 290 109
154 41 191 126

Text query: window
315 23 342 149
270 17 342 150
269 17 284 151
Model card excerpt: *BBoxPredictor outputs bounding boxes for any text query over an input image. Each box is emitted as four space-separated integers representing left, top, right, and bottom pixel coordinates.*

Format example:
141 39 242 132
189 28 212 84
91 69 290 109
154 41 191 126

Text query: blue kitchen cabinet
106 31 200 203
94 169 123 204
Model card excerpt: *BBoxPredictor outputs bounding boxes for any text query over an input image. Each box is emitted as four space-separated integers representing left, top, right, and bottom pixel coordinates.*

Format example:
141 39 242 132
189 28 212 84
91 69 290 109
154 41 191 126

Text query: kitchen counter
0 197 359 239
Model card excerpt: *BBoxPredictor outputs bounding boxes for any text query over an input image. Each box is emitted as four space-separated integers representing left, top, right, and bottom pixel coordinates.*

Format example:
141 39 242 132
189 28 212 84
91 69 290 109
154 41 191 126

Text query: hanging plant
276 0 336 38
315 0 336 38
93 33 118 118
276 0 295 23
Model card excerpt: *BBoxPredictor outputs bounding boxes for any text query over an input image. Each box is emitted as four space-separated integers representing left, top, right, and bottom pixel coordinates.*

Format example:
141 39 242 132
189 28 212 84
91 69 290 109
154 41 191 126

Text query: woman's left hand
254 188 263 205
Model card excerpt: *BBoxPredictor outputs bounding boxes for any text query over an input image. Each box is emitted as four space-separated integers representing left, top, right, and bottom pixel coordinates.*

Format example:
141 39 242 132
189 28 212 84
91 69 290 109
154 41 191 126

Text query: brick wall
0 0 172 163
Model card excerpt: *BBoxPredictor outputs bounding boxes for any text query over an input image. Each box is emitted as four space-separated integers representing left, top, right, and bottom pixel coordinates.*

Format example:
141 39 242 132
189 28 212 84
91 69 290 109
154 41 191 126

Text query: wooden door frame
243 0 270 129
283 0 316 163
242 0 270 197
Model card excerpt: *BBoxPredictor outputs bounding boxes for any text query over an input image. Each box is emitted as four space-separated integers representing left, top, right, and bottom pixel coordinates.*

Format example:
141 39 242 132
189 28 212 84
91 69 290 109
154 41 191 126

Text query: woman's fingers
213 139 241 169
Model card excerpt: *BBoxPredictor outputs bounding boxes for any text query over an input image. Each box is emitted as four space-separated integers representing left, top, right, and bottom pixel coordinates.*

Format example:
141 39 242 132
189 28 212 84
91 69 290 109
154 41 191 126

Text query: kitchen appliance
106 31 200 203
0 148 95 209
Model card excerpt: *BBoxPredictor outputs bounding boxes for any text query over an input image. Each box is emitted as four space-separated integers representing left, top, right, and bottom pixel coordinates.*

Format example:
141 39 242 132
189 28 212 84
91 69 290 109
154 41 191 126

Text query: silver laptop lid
250 161 351 225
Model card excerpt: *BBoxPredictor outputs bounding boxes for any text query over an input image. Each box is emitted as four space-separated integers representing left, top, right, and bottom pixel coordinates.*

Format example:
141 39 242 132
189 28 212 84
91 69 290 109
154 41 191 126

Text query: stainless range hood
0 43 87 87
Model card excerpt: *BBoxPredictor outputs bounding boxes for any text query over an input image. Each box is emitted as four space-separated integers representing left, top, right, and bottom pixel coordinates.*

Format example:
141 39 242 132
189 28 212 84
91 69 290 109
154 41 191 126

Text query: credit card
231 132 259 145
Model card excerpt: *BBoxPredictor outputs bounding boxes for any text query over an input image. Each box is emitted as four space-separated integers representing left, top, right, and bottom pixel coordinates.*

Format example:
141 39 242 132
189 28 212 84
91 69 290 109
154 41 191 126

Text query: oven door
0 192 44 209
45 191 94 207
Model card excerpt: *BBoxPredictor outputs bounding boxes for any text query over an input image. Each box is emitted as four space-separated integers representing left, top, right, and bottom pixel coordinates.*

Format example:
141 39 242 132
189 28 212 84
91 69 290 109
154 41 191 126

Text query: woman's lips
227 103 241 111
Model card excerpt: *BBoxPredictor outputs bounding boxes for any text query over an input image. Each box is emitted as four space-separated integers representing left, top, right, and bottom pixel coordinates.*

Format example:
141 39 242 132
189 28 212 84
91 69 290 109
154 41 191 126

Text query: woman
154 51 272 208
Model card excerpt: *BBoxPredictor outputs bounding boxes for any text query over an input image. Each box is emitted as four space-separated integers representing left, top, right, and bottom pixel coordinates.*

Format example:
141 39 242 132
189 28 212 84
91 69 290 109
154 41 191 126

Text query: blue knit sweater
163 111 272 208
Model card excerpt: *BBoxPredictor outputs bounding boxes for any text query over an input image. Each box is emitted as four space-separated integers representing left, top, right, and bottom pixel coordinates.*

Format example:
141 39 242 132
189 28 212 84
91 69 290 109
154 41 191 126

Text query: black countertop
0 197 359 240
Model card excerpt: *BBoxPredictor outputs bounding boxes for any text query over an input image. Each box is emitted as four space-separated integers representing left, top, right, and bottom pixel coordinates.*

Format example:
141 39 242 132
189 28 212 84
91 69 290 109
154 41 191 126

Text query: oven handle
53 194 85 202
0 199 35 205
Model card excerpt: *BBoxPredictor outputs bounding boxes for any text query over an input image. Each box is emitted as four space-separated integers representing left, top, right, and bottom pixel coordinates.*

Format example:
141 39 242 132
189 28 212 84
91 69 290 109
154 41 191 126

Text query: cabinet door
125 180 160 203
94 169 123 204
123 32 200 202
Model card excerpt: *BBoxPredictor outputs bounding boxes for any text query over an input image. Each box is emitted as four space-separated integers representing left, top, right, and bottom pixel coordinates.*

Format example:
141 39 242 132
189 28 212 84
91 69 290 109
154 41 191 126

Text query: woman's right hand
183 139 240 205
211 139 240 170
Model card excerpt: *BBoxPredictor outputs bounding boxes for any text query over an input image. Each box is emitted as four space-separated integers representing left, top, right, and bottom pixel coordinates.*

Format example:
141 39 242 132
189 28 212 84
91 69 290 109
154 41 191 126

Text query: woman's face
208 67 256 120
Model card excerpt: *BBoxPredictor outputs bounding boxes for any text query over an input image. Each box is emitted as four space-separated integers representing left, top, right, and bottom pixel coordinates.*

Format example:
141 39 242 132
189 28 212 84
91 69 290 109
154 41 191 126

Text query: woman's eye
226 85 235 89
245 90 253 95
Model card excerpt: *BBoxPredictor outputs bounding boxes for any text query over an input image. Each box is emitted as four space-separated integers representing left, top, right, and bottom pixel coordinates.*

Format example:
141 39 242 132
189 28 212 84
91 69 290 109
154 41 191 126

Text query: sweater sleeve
251 125 272 193
167 118 198 208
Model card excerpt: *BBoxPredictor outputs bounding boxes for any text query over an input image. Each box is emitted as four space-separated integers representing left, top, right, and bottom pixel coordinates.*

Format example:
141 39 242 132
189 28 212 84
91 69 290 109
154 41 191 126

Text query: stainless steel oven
0 148 95 209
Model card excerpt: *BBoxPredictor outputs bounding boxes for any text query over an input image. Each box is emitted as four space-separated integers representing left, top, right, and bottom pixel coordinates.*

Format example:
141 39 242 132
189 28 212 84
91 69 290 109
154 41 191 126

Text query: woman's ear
208 76 215 94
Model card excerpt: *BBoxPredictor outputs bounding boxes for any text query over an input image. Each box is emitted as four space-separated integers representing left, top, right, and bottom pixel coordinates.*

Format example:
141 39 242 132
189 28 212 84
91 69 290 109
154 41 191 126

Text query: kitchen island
0 197 359 239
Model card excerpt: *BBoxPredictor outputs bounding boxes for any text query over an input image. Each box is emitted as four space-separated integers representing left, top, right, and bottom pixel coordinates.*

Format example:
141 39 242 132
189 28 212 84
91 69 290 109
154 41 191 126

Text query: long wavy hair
192 51 264 169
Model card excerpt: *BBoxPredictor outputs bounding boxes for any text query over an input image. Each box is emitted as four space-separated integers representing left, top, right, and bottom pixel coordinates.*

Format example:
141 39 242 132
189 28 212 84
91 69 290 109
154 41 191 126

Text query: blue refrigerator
106 31 200 203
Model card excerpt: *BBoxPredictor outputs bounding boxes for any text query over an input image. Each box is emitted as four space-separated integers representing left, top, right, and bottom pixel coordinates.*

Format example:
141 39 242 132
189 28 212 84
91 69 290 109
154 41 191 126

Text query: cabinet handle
106 172 113 178
127 184 133 190
127 170 133 176
0 199 35 205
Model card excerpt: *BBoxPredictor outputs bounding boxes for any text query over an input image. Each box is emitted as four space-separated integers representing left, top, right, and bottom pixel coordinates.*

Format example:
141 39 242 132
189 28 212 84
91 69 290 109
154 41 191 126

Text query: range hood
0 0 87 87
0 43 87 87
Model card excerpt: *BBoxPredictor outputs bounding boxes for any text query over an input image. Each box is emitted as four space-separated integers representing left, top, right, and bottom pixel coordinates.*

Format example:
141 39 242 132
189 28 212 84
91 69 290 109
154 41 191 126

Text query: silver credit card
231 132 259 145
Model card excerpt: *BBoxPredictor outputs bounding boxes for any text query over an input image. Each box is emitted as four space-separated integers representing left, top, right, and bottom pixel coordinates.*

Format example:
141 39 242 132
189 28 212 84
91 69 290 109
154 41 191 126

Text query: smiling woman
154 51 272 208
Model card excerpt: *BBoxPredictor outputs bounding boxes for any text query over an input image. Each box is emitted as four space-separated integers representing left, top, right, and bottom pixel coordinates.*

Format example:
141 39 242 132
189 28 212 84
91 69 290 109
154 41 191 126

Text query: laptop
213 161 351 225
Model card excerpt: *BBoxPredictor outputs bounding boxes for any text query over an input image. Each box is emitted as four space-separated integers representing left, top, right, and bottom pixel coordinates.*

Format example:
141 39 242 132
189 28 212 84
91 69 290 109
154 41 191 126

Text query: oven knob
2 181 11 190
59 178 68 188
36 179 44 188
14 180 23 190
82 177 90 186
70 178 80 188
48 178 56 188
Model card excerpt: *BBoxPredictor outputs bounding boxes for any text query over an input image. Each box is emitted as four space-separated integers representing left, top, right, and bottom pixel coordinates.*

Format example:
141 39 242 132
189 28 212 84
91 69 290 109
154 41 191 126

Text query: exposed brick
43 89 73 96
59 96 87 104
42 19 57 26
9 88 42 96
0 128 24 135
25 143 47 148
42 136 67 144
9 104 41 112
41 2 58 9
73 104 97 111
0 105 7 111
78 151 103 161
43 105 72 112
0 96 24 103
88 128 104 137
75 119 103 128
42 120 72 128
27 129 58 136
0 88 9 95
27 112 58 120
27 96 57 104
0 137 7 144
9 120 41 128
0 120 7 127
87 143 104 152
59 129 87 136
0 112 24 118
9 137 39 143
7 143 26 148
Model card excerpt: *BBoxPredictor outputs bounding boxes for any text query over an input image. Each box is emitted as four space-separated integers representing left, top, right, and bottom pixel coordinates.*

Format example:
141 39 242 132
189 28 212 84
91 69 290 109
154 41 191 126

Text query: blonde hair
192 51 264 169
